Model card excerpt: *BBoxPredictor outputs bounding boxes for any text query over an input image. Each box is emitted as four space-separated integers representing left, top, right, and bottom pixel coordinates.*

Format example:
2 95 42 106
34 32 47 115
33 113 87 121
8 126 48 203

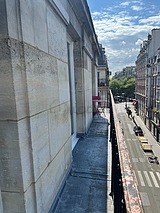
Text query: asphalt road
115 102 160 213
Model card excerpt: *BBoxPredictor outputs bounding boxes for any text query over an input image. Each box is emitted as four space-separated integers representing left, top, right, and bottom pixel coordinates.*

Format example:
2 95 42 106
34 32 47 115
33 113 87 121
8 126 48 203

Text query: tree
109 79 121 95
109 76 135 98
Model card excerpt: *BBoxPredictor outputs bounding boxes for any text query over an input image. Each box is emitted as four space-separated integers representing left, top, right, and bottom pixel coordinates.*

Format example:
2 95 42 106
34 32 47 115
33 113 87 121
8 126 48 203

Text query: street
115 102 160 213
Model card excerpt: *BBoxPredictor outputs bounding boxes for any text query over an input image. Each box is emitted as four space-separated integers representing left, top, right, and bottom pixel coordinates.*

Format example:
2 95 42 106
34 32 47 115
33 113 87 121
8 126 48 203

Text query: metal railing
109 91 144 213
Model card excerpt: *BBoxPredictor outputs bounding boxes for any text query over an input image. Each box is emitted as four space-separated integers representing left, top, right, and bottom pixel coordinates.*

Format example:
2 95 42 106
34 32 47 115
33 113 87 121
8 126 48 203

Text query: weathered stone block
20 0 48 52
30 111 50 180
57 60 70 103
47 5 67 62
2 191 25 213
49 102 71 160
18 118 34 191
35 140 72 213
24 44 59 116
24 184 37 213
0 121 23 192
0 38 17 120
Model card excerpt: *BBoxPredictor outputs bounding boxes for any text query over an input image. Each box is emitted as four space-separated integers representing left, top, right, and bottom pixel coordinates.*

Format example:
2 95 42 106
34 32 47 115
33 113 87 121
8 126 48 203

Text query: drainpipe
81 23 86 134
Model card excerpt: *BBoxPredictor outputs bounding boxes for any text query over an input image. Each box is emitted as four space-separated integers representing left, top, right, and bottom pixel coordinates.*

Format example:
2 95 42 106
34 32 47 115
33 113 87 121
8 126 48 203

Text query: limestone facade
0 0 99 212
135 28 160 142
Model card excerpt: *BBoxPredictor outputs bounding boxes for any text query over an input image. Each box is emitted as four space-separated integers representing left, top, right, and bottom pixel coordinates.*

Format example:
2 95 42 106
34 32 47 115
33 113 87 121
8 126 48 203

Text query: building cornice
68 0 100 54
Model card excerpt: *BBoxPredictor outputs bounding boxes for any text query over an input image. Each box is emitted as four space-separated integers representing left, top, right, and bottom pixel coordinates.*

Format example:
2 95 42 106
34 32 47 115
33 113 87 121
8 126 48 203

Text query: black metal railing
109 91 144 213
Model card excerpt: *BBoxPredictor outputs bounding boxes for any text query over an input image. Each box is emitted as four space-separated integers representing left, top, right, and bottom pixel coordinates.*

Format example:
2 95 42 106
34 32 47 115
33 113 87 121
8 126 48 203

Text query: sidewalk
51 108 114 213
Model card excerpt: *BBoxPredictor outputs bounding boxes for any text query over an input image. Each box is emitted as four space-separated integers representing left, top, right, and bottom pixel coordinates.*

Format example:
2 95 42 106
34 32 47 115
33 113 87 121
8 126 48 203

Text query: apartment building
0 0 100 212
97 44 110 107
135 28 160 142
113 65 135 79
97 44 110 102
135 40 148 119
122 66 135 77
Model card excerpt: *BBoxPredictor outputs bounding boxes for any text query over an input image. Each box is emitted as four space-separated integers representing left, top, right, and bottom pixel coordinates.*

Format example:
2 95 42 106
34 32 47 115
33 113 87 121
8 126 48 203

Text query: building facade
135 28 160 142
122 66 135 77
0 0 100 213
97 44 110 103
113 66 135 79
135 40 148 119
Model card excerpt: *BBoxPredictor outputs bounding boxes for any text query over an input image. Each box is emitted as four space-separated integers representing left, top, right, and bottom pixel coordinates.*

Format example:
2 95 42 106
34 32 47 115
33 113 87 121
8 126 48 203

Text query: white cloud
92 12 153 42
92 11 102 17
120 1 130 6
120 41 126 45
132 0 144 6
90 0 160 75
135 39 143 46
139 14 160 24
131 6 143 11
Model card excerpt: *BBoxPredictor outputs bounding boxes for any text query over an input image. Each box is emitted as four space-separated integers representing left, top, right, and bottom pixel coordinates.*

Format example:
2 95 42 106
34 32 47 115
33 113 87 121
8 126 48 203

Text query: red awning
92 96 101 100
92 100 107 102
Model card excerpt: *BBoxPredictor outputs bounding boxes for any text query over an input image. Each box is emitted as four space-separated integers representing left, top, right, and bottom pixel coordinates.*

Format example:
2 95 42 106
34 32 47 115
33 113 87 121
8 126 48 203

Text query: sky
87 0 160 76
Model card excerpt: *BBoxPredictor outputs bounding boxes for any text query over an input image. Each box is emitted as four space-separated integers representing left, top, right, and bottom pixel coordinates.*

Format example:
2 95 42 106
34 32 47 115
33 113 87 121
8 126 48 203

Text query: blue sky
87 0 160 75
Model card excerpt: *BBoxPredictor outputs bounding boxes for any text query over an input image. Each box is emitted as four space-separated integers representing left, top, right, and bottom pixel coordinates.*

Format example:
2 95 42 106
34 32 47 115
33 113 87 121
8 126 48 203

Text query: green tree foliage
109 79 121 95
109 76 135 98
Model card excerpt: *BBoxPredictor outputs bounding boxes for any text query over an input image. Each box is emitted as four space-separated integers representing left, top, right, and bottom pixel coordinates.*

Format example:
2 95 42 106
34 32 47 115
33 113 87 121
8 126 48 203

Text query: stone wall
0 0 99 212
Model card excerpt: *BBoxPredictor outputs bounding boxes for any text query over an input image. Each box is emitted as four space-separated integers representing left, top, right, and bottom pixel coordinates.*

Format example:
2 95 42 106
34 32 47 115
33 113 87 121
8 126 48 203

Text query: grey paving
51 110 114 213
51 104 160 213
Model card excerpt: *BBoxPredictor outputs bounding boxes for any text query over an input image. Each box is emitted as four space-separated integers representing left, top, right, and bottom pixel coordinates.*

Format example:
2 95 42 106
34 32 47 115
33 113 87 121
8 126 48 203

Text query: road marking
133 170 138 185
143 171 152 187
149 171 159 188
140 192 150 206
132 158 146 163
132 158 138 162
127 123 134 134
139 158 146 162
137 171 145 186
156 172 160 181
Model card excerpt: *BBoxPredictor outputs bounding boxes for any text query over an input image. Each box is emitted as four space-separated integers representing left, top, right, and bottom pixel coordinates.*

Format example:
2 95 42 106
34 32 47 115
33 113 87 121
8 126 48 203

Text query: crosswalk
132 157 146 162
135 170 160 188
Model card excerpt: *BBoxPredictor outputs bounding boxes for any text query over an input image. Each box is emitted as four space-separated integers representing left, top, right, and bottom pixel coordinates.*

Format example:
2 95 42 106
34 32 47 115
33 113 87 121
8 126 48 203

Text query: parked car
133 126 143 136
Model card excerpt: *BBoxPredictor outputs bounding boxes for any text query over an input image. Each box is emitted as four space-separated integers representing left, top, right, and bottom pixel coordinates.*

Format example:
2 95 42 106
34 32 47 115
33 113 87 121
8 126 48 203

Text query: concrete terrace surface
50 109 114 213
